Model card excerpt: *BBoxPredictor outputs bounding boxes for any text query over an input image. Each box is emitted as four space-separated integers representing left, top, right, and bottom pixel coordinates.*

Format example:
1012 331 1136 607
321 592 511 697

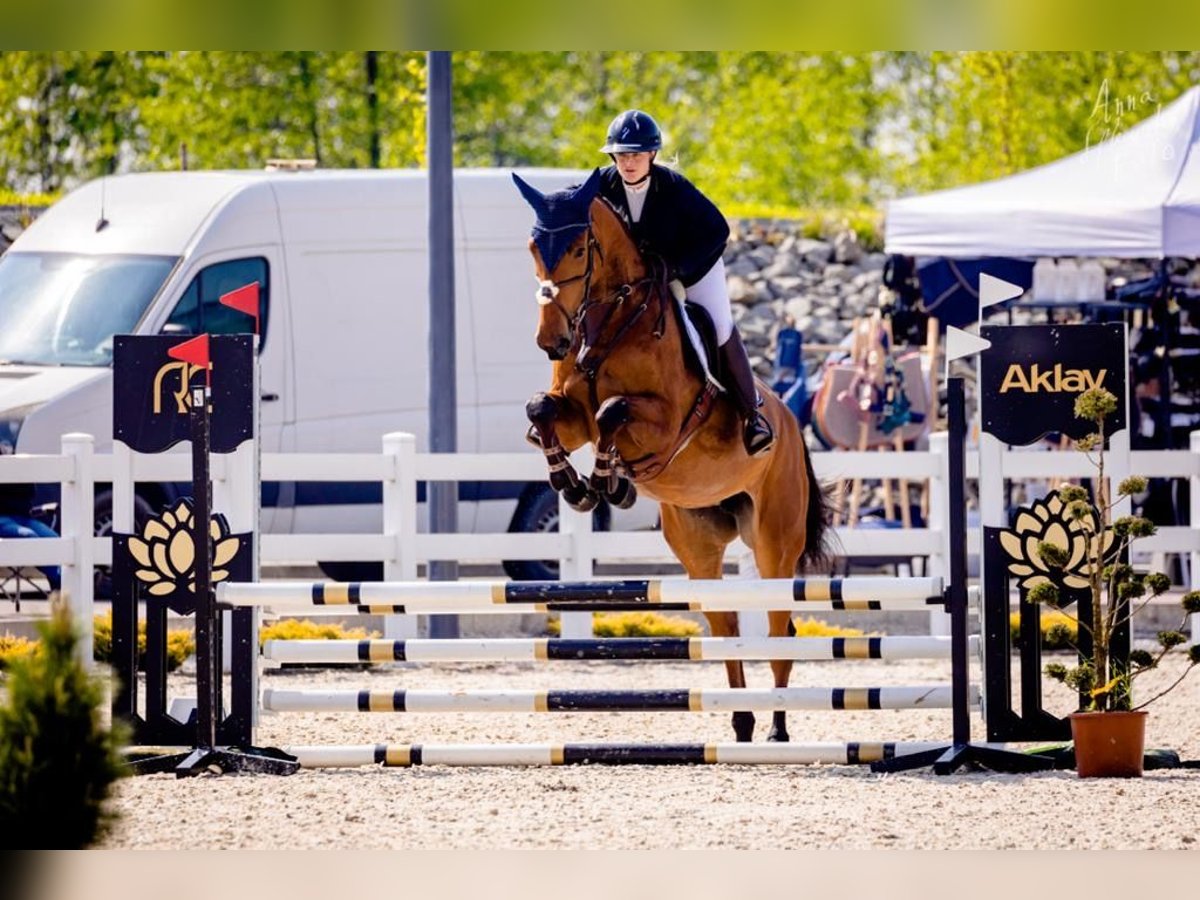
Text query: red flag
219 282 260 335
167 334 211 386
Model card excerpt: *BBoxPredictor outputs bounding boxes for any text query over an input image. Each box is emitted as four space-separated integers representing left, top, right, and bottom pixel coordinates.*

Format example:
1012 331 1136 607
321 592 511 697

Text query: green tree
0 51 150 192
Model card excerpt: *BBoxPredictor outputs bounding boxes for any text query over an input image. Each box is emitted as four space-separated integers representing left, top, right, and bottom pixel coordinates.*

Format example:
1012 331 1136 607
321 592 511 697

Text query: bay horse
513 169 832 742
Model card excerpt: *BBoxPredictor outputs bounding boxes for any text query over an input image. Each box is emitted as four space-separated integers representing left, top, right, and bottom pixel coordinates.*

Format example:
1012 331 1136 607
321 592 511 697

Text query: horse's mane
590 194 658 277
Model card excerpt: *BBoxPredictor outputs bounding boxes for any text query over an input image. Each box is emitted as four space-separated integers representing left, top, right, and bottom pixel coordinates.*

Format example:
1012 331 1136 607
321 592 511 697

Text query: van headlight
0 405 36 454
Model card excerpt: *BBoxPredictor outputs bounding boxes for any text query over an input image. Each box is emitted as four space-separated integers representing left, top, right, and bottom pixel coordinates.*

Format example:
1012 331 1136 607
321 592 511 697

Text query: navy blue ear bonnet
512 169 602 272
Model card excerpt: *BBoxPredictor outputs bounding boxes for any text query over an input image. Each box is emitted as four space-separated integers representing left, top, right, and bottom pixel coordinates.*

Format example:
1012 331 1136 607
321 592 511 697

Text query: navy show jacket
597 164 730 288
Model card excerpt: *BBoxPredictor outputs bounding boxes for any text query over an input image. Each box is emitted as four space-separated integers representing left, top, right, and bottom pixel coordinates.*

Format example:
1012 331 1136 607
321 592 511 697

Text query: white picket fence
3 430 1199 665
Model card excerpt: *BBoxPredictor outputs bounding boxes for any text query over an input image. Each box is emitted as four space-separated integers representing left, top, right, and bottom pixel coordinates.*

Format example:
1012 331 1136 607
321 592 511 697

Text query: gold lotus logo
129 501 240 596
999 490 1114 591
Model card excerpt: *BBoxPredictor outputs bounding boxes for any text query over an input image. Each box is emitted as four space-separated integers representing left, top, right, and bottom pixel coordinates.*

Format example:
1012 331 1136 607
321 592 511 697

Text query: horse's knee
526 392 559 425
595 395 631 435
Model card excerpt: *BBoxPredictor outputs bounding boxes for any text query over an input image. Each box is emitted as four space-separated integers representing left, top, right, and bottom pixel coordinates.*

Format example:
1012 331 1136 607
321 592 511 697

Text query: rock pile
724 221 886 374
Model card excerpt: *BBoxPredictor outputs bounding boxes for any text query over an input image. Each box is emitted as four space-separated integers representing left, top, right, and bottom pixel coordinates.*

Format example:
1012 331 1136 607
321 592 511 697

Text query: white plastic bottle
1032 258 1058 302
1080 259 1106 300
1056 259 1081 302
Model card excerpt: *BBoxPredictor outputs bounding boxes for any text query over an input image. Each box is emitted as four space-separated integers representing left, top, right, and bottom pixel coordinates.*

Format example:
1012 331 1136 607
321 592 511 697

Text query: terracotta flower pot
1069 710 1148 778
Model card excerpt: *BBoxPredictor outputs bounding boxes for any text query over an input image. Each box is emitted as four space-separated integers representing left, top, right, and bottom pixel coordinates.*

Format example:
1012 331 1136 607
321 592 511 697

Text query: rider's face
615 151 652 183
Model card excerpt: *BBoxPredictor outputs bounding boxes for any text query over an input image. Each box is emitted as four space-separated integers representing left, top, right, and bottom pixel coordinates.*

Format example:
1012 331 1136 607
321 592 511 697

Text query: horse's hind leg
659 503 753 742
747 453 811 742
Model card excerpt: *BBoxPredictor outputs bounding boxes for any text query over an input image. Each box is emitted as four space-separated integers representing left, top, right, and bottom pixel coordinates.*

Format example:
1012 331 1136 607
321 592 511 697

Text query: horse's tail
799 441 837 574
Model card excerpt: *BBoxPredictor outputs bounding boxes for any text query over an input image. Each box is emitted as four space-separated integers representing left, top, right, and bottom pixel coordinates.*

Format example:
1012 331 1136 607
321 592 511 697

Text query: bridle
536 216 668 372
535 221 603 341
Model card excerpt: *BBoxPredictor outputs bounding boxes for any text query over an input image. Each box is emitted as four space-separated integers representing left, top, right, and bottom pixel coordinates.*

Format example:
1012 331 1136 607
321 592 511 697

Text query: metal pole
190 383 217 750
426 50 459 638
946 376 970 745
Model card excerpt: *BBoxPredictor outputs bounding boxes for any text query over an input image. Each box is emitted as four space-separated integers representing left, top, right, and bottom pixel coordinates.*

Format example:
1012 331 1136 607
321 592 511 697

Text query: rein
575 258 670 410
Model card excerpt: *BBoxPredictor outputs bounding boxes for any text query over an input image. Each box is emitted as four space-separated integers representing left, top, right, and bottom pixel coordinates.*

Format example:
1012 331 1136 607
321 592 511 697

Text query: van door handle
261 393 280 402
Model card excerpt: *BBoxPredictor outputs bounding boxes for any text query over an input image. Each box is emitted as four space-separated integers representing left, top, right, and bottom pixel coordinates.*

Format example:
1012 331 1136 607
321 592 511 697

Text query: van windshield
0 252 177 367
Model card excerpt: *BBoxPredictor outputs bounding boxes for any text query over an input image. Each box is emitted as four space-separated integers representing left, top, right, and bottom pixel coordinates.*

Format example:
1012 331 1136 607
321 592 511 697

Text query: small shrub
258 619 375 645
594 612 701 638
546 612 702 638
92 611 195 672
791 617 868 638
1009 610 1079 652
0 635 40 671
0 610 126 848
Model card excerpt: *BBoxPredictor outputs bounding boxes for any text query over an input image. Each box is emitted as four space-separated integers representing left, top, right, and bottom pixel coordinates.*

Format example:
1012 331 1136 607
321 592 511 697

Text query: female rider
596 109 774 456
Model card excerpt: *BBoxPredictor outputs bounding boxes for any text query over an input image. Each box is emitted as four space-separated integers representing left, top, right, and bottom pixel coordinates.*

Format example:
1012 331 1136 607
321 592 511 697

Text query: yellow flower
998 491 1113 592
128 501 240 596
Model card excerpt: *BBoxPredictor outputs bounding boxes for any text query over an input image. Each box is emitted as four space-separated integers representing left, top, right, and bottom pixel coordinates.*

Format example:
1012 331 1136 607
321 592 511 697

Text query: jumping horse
513 169 832 742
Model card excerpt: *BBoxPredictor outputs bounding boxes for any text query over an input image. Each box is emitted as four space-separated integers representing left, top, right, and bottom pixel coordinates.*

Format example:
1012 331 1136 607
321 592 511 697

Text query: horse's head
512 169 604 361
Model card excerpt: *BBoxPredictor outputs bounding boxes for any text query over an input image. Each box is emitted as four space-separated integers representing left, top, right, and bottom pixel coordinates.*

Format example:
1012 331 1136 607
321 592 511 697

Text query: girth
622 380 721 481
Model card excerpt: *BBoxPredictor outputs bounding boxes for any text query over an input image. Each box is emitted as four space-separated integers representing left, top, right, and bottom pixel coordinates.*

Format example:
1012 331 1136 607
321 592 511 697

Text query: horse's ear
511 173 548 218
572 168 603 206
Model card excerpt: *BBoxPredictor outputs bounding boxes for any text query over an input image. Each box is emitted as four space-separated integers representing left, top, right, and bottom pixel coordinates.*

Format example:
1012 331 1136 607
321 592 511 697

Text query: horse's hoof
589 472 614 495
609 478 637 509
767 712 789 742
732 711 755 743
563 485 599 512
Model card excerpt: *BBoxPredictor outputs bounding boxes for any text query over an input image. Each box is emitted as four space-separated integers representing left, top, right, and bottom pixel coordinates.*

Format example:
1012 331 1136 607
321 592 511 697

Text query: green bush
1009 610 1078 652
546 613 867 639
92 611 195 672
0 189 55 208
546 611 702 638
259 618 375 645
0 611 126 848
791 617 869 638
0 635 39 671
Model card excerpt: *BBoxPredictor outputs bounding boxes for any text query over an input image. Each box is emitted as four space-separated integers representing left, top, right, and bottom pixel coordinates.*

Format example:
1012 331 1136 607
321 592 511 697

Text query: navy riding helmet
599 109 663 154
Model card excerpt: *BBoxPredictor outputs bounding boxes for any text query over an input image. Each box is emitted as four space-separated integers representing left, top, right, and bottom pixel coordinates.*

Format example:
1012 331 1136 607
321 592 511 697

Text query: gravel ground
104 654 1200 850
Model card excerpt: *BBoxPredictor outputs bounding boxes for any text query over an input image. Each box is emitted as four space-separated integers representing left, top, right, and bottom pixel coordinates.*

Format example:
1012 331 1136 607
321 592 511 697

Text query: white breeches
684 257 734 344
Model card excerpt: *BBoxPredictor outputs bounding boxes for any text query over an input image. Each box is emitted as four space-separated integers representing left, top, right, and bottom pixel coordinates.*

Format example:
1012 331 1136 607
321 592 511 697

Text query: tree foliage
2 51 1199 208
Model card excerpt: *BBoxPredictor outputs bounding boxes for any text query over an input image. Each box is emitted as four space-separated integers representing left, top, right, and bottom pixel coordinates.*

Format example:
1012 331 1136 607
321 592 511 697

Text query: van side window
164 258 269 347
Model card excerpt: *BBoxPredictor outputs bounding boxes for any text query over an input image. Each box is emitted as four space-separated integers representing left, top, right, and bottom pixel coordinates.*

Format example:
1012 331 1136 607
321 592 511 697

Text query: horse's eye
574 247 586 258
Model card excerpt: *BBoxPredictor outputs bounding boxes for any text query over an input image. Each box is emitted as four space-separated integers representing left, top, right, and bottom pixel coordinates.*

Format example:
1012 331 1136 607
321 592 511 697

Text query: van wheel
94 489 158 600
503 483 611 581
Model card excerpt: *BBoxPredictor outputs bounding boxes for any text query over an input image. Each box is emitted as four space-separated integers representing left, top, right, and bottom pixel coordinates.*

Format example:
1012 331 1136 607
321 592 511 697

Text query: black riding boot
718 331 775 456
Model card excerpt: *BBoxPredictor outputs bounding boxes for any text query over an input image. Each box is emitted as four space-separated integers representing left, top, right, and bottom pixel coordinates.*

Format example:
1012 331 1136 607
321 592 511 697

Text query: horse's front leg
526 392 599 512
591 397 638 509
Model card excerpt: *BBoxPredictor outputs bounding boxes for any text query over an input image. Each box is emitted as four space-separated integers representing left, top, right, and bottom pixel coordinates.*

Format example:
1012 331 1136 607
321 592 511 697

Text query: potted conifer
1010 387 1200 777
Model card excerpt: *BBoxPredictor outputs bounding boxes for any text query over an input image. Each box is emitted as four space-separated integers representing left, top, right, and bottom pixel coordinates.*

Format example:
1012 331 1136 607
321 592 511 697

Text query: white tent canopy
885 86 1200 259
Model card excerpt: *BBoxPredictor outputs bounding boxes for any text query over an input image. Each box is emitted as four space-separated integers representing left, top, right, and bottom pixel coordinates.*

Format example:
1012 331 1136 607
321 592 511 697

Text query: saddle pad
677 299 719 386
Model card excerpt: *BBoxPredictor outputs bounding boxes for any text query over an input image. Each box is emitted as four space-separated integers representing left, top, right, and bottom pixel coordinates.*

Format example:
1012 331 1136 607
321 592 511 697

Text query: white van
0 167 641 580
